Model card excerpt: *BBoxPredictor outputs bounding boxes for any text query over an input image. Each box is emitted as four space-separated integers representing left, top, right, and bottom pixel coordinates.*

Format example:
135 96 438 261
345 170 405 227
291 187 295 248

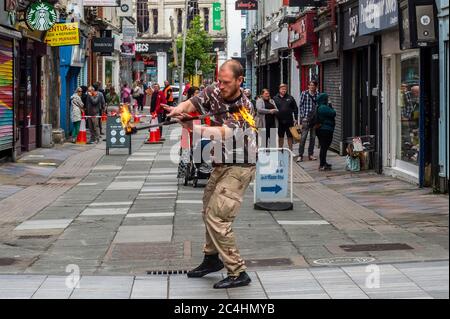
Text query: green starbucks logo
26 2 57 31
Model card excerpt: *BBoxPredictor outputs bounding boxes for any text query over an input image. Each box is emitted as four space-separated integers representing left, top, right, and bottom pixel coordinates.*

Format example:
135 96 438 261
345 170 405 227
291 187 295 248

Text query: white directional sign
254 148 293 211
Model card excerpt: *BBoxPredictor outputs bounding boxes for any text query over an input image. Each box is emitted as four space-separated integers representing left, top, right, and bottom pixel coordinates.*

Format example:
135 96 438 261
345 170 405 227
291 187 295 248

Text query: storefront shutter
0 38 14 152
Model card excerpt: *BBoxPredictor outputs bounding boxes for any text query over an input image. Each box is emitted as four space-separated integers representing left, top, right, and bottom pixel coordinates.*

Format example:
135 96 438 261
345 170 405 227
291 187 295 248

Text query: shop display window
397 51 420 165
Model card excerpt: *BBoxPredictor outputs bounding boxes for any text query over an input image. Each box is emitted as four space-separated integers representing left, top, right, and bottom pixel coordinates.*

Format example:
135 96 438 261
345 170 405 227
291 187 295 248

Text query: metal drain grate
18 235 52 240
147 269 189 275
0 258 17 266
339 243 414 252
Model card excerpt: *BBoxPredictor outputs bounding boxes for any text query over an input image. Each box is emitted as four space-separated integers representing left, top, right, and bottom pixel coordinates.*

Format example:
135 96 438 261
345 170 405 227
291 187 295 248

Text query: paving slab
113 225 173 243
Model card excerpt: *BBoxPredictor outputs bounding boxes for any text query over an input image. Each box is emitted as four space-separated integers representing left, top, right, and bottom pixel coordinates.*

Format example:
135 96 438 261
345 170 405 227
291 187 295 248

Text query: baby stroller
184 138 213 188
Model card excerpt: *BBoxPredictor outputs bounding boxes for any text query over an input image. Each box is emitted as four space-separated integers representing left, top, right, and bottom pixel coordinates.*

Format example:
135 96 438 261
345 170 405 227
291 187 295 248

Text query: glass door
395 50 420 176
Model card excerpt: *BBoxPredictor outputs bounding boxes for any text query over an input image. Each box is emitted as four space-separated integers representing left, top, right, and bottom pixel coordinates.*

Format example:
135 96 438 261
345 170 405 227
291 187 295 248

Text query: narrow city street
0 125 447 299
0 0 449 306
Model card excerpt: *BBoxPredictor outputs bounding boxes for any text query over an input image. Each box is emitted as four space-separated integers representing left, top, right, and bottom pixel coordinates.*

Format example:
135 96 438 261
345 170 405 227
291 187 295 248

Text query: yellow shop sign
44 23 80 46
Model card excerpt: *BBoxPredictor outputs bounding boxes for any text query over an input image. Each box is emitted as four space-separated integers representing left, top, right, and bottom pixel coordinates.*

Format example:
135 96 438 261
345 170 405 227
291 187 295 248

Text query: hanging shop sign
120 42 135 56
288 12 317 49
117 0 133 17
44 23 80 47
71 37 87 67
212 2 222 31
282 0 327 7
235 0 258 10
121 18 136 42
83 0 119 6
359 0 398 36
25 2 57 31
92 37 115 53
399 0 438 49
271 27 289 51
317 27 339 62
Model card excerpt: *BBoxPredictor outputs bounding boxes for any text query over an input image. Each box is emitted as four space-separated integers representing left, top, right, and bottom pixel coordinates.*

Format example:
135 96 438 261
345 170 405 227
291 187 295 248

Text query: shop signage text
83 0 119 6
26 2 57 31
213 2 222 31
120 42 135 56
349 11 359 43
283 0 327 7
235 0 258 10
359 0 398 35
44 23 80 47
92 38 115 53
135 43 150 53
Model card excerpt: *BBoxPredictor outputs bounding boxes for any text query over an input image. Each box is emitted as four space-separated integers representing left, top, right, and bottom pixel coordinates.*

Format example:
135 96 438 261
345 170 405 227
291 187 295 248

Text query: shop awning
0 26 22 40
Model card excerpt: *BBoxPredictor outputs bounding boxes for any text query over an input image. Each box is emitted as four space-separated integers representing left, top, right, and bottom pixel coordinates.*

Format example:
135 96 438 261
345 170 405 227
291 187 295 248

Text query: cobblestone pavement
0 127 448 298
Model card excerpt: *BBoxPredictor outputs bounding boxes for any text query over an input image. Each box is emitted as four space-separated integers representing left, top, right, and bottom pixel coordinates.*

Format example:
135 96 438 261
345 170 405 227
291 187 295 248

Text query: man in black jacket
273 84 298 151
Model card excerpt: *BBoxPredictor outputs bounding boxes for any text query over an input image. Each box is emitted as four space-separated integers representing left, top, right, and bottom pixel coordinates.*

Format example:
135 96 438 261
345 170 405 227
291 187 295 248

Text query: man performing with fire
166 59 257 289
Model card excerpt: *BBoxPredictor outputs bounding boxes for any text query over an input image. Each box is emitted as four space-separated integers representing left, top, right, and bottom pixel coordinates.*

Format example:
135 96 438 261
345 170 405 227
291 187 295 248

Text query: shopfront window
397 51 420 165
105 60 113 90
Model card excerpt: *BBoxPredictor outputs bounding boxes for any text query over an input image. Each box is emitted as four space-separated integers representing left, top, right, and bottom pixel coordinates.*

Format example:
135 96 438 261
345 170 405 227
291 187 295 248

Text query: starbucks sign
26 2 57 31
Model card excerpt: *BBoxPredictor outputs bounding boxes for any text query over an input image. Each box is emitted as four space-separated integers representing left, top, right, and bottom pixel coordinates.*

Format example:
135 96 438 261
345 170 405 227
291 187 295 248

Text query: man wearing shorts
273 83 298 151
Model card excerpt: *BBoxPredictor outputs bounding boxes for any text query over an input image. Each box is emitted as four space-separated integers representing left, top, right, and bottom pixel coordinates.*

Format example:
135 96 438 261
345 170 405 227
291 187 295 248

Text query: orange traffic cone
145 114 163 144
76 113 87 145
134 113 140 123
101 112 107 123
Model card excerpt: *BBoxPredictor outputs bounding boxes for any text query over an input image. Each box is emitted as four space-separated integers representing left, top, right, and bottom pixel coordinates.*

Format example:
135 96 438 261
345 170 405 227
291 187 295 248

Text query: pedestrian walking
85 86 103 144
182 80 191 100
315 93 336 171
92 84 106 135
163 80 175 107
80 86 88 107
121 83 131 104
255 89 278 147
150 83 167 136
297 80 319 162
132 81 145 112
70 87 84 143
166 59 256 289
186 86 200 99
243 89 257 116
105 87 120 114
273 83 298 151
144 86 154 110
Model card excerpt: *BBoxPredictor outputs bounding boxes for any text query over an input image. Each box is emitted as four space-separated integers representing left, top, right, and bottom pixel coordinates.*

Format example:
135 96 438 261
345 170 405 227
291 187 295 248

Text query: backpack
306 93 319 128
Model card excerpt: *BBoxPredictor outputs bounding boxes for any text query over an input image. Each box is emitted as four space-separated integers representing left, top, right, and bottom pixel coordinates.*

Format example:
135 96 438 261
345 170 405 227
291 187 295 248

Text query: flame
120 104 133 133
237 106 257 131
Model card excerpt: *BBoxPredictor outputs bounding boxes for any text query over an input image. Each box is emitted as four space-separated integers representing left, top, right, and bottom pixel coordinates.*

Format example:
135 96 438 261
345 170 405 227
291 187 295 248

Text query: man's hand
165 100 196 118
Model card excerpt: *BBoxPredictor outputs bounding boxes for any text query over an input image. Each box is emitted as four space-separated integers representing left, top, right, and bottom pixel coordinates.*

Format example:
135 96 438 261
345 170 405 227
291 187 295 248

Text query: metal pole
179 0 189 104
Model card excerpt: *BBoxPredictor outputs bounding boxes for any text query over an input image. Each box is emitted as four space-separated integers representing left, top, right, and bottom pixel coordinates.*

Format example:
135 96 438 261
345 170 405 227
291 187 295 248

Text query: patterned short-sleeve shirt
190 84 257 164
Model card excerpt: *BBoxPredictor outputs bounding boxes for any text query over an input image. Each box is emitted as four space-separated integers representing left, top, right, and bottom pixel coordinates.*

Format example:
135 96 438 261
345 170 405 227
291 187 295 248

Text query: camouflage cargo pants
202 165 256 277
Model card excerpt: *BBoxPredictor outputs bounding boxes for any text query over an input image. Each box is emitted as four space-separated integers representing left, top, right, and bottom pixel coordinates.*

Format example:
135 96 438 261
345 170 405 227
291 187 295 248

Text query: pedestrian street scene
0 0 448 307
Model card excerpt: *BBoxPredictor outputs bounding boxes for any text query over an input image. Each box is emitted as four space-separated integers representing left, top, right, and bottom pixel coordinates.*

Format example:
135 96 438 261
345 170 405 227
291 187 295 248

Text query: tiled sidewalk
0 261 447 299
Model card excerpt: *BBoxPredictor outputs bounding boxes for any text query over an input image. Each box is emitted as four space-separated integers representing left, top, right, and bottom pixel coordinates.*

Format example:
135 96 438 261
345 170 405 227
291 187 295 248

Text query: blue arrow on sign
261 185 282 194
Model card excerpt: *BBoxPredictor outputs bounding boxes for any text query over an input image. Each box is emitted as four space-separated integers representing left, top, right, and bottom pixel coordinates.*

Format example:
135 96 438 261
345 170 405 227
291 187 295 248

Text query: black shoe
187 254 224 278
213 272 251 289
